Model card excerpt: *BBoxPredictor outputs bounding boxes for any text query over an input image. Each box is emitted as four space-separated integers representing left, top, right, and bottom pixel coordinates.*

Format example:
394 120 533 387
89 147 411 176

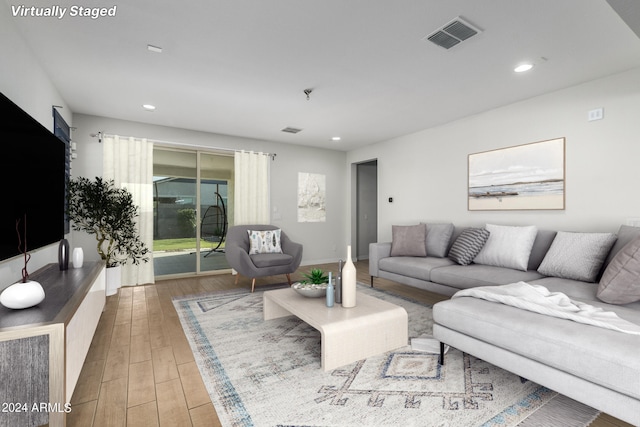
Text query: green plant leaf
300 268 329 284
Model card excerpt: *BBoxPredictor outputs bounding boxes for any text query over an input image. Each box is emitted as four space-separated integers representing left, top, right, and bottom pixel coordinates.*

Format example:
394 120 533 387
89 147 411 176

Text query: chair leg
235 274 239 285
286 274 292 286
251 278 256 293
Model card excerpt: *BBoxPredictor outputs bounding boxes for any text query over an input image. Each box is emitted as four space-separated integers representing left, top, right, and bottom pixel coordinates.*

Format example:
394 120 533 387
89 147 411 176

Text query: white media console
0 261 105 427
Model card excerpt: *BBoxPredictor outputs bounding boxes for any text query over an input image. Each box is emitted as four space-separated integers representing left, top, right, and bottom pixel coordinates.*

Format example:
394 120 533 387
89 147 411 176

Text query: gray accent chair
225 224 303 292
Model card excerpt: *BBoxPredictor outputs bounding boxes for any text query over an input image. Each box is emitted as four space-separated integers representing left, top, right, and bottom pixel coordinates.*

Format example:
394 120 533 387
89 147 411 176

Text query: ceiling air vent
281 127 303 134
425 17 481 49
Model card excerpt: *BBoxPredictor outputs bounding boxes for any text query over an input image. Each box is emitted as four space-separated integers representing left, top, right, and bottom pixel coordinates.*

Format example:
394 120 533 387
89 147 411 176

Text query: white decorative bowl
0 280 45 309
292 282 327 298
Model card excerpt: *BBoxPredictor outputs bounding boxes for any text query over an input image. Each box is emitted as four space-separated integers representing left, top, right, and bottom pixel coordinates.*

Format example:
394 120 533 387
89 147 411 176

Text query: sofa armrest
369 242 392 277
281 238 303 271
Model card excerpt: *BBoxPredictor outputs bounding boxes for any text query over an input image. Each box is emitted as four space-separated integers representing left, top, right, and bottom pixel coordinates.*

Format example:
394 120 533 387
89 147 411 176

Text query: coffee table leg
321 308 407 371
263 293 293 320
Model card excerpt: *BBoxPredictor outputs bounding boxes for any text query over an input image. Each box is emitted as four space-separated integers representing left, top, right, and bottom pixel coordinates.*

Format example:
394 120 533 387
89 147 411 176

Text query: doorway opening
356 160 378 260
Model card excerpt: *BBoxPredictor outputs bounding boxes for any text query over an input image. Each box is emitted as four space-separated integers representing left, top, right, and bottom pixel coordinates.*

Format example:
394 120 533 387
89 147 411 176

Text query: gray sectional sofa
369 223 640 426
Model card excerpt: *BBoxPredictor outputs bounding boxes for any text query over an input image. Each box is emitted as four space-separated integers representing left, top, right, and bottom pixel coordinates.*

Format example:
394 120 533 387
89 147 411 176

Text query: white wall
4 0 639 279
71 114 348 265
347 67 640 243
0 7 72 286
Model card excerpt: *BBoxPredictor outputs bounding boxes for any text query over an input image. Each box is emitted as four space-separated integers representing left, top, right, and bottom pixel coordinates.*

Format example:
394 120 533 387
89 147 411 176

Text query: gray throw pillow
423 223 455 258
604 224 640 267
448 228 490 266
598 234 640 304
537 232 617 282
390 224 427 257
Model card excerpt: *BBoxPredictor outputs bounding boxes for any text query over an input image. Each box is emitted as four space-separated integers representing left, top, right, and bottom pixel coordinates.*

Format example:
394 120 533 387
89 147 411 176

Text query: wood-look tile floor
67 261 632 427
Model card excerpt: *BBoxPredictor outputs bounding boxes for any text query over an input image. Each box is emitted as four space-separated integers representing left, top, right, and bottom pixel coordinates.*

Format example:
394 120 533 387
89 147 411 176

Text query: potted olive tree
67 177 149 295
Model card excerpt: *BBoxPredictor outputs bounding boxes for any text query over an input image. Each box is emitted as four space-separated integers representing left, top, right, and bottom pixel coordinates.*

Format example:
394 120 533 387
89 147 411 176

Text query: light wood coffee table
263 288 408 371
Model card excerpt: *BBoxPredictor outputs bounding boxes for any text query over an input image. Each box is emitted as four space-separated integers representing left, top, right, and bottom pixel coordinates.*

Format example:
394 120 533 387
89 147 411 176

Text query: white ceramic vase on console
72 247 84 269
341 245 357 308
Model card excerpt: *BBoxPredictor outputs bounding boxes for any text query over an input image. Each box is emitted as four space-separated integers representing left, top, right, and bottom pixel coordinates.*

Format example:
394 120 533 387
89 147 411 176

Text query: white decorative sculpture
0 280 45 309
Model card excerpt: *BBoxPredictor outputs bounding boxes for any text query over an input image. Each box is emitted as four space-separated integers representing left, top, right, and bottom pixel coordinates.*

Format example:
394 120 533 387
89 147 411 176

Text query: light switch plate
588 108 604 121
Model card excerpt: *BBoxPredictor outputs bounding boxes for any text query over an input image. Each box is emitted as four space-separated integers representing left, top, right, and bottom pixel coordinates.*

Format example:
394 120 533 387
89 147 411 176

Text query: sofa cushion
474 224 538 271
430 264 545 289
423 223 455 258
528 276 640 310
248 229 283 254
537 232 617 282
379 256 455 282
598 234 640 304
433 297 640 401
528 277 601 304
391 224 427 257
448 228 490 265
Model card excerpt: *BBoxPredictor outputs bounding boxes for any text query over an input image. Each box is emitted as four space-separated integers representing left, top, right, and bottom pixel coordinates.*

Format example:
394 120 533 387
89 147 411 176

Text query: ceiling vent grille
425 17 481 49
281 127 303 134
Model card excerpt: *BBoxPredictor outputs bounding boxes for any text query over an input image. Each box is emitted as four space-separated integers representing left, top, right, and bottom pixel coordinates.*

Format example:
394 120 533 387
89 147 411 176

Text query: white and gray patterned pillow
247 229 283 254
537 231 617 282
448 228 490 266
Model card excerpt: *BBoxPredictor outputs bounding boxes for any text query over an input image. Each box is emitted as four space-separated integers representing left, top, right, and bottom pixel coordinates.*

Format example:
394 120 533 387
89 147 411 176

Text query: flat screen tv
0 92 65 262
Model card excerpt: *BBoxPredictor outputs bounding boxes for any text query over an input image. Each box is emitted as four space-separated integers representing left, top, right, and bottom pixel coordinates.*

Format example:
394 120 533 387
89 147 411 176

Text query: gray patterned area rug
173 284 599 427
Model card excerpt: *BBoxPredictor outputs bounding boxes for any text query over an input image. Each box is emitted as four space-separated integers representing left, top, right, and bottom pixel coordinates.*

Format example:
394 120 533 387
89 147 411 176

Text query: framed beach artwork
468 138 565 211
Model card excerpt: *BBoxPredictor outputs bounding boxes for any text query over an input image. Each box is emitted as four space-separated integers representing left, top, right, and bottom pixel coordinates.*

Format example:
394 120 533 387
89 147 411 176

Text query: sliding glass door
199 152 233 273
153 148 233 277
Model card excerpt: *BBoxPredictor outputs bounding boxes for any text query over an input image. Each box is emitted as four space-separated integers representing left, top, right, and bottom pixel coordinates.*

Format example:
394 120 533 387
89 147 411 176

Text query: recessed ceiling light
147 45 163 53
331 136 341 141
514 63 534 73
142 104 156 111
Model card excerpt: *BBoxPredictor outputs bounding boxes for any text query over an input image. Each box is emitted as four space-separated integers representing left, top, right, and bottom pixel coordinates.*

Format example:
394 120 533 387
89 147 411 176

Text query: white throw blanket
453 282 640 335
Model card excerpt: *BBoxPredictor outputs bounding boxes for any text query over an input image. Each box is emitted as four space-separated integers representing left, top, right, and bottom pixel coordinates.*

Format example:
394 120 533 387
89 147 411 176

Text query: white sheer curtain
234 150 270 224
103 135 155 286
